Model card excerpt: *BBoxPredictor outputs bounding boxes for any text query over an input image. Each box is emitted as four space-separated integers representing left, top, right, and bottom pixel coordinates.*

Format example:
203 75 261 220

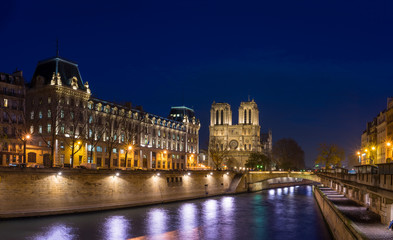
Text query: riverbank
0 168 241 218
0 168 318 219
314 186 393 240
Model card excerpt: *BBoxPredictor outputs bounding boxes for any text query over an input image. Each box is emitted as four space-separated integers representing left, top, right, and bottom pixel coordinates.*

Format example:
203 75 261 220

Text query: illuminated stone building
208 100 272 168
26 55 200 169
0 71 26 165
360 98 393 164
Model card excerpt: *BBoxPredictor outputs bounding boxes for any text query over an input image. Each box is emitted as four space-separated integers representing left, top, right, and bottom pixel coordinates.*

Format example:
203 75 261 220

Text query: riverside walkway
319 187 393 240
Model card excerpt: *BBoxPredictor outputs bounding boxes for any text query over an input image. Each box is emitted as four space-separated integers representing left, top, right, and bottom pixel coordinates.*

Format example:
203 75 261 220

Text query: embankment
314 186 366 240
0 168 238 218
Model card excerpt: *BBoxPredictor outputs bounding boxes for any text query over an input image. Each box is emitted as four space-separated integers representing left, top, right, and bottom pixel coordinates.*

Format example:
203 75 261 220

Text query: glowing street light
23 134 31 164
128 145 132 150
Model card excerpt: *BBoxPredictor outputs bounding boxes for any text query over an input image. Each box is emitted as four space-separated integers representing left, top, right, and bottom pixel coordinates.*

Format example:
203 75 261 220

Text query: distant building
24 55 200 169
208 100 272 168
360 98 393 165
0 71 26 166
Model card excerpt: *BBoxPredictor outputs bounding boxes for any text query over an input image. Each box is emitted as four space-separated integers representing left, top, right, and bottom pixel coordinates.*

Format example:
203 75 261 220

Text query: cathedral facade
208 100 272 168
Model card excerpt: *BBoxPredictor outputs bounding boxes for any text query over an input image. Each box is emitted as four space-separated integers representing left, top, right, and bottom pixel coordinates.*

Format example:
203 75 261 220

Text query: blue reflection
32 223 75 240
179 203 197 239
221 196 234 217
180 203 197 230
203 199 219 239
104 215 129 240
147 208 167 236
203 199 218 221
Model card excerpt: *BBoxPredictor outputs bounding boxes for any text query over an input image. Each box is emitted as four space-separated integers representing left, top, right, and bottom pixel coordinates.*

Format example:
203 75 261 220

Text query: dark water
0 185 332 240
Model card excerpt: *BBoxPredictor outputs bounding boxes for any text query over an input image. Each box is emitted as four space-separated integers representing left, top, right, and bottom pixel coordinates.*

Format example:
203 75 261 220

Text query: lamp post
357 151 361 163
23 134 31 164
125 145 132 168
371 146 376 164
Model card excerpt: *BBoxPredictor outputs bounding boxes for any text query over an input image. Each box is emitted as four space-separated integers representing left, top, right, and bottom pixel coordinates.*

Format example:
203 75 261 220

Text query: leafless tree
57 104 88 168
103 111 122 168
85 109 106 165
29 94 65 167
208 137 229 169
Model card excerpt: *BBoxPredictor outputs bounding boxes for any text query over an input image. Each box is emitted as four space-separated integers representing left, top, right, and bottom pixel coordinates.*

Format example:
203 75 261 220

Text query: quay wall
0 168 237 218
314 186 366 240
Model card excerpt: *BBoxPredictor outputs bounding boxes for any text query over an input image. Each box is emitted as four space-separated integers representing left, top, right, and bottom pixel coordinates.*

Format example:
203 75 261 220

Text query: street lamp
23 134 31 164
357 151 361 163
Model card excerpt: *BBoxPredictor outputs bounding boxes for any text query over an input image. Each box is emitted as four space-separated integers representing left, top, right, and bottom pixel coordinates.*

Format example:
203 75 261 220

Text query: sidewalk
319 187 393 240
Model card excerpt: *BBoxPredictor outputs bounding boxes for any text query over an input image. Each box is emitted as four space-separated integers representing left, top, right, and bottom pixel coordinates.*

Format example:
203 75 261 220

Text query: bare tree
103 112 121 168
85 109 106 166
119 113 141 168
315 143 345 169
29 94 64 167
3 104 30 163
57 105 88 168
208 137 228 169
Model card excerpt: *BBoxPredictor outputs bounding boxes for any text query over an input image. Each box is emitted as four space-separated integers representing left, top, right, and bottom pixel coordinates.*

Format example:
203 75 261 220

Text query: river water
0 185 332 240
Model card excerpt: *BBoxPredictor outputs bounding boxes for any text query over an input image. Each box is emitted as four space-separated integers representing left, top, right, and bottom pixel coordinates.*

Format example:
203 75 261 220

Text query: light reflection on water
146 208 167 237
103 216 129 240
30 223 75 240
1 185 332 240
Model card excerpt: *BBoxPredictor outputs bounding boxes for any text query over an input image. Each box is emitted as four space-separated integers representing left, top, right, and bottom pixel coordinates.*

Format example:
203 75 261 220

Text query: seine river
0 185 332 240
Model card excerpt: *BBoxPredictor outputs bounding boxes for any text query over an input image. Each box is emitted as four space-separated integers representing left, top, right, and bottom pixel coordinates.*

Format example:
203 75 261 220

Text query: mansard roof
31 56 86 90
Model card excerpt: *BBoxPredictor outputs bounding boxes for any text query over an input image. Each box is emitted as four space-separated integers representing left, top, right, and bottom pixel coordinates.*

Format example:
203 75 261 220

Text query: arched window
221 110 223 125
216 110 219 125
249 109 252 124
244 109 247 124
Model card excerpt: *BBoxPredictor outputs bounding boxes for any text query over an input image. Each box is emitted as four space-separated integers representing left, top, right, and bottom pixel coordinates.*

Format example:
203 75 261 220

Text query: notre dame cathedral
208 100 272 168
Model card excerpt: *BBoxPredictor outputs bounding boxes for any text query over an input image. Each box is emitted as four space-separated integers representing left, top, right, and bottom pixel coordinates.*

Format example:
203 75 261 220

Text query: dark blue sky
2 0 393 167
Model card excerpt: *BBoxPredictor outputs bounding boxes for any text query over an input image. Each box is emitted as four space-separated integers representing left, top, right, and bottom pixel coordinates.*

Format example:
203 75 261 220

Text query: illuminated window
39 111 42 119
30 126 34 134
30 111 34 119
47 110 51 118
3 98 8 107
38 125 42 133
47 124 51 133
48 97 51 104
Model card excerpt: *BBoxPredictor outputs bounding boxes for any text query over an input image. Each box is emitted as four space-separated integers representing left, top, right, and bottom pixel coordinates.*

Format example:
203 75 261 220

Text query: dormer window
71 77 78 89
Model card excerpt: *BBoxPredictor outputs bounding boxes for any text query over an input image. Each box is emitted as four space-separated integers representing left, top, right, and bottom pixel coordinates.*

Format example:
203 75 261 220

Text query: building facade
360 98 393 165
0 71 26 166
208 100 272 168
24 55 200 169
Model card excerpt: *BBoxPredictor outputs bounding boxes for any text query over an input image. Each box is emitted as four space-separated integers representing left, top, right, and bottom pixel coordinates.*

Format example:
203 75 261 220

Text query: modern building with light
23 54 200 169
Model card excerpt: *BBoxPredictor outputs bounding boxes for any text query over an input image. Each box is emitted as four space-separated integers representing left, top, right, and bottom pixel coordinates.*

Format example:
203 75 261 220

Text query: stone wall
0 168 237 218
314 186 366 240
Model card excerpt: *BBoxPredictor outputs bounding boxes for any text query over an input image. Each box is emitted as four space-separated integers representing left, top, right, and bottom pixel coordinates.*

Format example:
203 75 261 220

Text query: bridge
231 171 321 193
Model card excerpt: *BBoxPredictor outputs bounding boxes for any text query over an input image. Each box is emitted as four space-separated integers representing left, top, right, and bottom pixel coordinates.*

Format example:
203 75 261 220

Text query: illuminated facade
360 98 393 164
25 55 200 169
0 71 26 165
208 100 272 168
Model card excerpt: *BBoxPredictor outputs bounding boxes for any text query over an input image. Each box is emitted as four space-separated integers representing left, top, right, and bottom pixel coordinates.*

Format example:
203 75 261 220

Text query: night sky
2 1 393 167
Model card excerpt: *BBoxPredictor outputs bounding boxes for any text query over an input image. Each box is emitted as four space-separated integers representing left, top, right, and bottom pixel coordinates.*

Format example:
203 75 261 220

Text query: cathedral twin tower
209 100 271 168
210 100 259 126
